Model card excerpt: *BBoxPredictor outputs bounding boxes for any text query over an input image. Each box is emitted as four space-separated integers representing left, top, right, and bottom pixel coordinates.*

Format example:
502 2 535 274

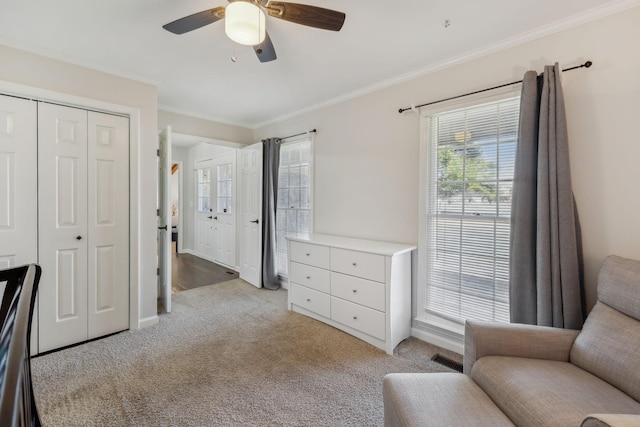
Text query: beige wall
255 8 640 311
0 44 159 324
158 109 253 144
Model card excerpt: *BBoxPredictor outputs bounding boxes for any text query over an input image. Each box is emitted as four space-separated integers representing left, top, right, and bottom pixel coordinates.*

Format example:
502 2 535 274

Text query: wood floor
171 242 239 293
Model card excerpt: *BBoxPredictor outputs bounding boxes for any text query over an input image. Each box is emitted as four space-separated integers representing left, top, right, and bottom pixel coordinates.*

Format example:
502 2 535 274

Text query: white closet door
38 103 89 353
87 111 129 337
0 95 38 354
0 94 37 269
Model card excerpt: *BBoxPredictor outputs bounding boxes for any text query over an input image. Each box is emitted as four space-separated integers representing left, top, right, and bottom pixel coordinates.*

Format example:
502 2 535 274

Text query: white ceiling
0 0 633 128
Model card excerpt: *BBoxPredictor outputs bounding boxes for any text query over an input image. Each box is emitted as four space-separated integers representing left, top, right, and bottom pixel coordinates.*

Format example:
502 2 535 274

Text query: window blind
424 96 520 324
276 139 312 276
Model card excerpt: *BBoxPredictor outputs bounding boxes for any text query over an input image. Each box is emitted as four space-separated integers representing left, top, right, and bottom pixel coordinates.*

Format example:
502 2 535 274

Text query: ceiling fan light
225 2 266 46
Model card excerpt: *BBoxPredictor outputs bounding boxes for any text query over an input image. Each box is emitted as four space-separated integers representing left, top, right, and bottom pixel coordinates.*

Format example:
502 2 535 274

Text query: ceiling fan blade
163 7 225 35
254 31 277 63
266 2 345 31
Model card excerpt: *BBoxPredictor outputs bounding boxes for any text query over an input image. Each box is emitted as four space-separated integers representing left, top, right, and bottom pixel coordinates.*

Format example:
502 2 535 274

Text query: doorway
166 133 244 297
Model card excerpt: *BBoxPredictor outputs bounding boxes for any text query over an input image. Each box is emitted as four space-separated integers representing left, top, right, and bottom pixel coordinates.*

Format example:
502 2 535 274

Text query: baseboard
138 315 159 329
411 324 464 355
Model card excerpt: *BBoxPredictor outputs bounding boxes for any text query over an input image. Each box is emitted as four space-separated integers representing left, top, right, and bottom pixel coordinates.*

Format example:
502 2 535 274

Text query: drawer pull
306 298 311 302
353 316 358 320
352 262 357 266
352 289 358 293
306 253 311 256
306 276 311 279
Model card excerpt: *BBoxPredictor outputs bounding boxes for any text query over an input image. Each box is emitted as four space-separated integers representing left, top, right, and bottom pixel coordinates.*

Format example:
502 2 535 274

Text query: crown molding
252 0 640 129
158 105 254 130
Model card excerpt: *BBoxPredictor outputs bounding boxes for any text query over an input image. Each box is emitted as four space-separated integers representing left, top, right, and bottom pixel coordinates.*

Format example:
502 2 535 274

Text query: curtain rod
398 60 593 114
279 128 317 141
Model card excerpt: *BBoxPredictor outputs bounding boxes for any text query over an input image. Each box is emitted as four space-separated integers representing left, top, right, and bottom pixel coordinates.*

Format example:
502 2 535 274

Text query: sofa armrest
463 320 580 374
581 414 640 427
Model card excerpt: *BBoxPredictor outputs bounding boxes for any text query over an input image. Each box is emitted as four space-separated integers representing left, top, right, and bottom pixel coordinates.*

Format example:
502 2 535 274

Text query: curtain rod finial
584 61 593 68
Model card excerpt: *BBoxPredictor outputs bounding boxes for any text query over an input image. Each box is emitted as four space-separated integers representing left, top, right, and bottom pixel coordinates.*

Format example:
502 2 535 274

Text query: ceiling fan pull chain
231 43 238 63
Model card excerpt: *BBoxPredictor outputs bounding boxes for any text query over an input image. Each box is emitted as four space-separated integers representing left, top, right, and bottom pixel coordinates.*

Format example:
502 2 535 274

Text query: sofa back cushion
570 256 640 401
596 256 640 320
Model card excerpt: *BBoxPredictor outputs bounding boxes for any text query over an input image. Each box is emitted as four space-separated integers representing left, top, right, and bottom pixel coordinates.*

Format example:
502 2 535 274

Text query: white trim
0 79 144 331
182 248 199 257
411 323 464 355
159 106 253 130
138 315 160 329
174 160 184 254
173 132 246 149
253 0 640 129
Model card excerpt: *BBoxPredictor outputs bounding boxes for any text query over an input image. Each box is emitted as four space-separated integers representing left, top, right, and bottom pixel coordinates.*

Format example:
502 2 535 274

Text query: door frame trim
0 80 146 330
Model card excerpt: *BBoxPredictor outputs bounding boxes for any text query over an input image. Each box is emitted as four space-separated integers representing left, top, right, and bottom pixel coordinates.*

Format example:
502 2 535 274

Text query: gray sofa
383 255 640 426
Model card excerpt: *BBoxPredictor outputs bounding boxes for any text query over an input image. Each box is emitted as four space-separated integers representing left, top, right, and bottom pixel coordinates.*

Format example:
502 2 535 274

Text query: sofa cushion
471 356 640 427
597 255 640 320
383 373 514 427
570 302 640 402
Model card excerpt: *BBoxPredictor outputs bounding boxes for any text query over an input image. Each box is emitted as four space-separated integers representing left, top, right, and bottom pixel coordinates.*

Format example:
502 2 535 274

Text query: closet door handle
250 219 259 224
158 225 168 231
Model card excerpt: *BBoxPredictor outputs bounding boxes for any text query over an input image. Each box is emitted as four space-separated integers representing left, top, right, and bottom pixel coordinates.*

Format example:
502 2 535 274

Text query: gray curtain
509 63 585 329
261 138 281 290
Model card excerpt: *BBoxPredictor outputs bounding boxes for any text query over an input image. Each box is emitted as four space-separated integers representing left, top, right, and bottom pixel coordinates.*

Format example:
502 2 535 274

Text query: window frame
417 86 521 338
276 134 314 279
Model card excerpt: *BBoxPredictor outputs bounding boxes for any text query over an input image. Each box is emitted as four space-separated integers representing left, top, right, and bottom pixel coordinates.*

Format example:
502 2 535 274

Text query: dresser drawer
290 262 330 293
331 297 385 341
289 241 330 269
331 272 385 312
290 284 331 318
331 248 385 282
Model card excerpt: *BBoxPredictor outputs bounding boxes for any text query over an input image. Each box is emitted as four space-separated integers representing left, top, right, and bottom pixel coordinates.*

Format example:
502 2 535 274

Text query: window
216 162 232 214
196 167 211 213
419 92 520 330
276 138 312 276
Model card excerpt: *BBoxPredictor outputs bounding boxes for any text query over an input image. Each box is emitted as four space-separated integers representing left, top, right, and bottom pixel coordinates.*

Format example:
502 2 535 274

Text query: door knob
76 236 82 240
250 219 259 224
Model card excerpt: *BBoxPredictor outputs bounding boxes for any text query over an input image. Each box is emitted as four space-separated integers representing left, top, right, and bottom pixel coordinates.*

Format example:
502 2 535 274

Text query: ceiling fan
162 0 346 63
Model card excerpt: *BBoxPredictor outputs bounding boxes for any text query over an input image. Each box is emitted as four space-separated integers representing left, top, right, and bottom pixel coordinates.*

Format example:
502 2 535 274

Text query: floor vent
431 354 463 372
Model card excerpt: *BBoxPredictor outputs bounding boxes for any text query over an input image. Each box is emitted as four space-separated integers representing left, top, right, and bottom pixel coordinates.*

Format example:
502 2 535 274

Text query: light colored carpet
32 279 461 426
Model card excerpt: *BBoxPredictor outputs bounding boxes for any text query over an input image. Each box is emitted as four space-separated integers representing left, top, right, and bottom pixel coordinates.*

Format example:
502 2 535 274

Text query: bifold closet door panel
0 95 37 270
0 95 38 354
38 103 89 353
87 111 129 338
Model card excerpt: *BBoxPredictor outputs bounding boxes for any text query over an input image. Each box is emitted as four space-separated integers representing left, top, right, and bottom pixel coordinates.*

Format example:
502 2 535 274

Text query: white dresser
286 234 416 355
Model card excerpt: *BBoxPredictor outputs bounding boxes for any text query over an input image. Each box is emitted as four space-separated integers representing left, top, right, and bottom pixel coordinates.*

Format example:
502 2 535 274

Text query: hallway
171 243 239 293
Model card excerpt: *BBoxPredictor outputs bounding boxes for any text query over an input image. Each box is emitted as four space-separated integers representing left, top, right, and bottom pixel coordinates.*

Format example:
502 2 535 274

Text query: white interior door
239 143 263 288
87 111 130 337
158 126 172 312
212 153 236 268
0 94 38 354
194 159 215 260
38 103 89 353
